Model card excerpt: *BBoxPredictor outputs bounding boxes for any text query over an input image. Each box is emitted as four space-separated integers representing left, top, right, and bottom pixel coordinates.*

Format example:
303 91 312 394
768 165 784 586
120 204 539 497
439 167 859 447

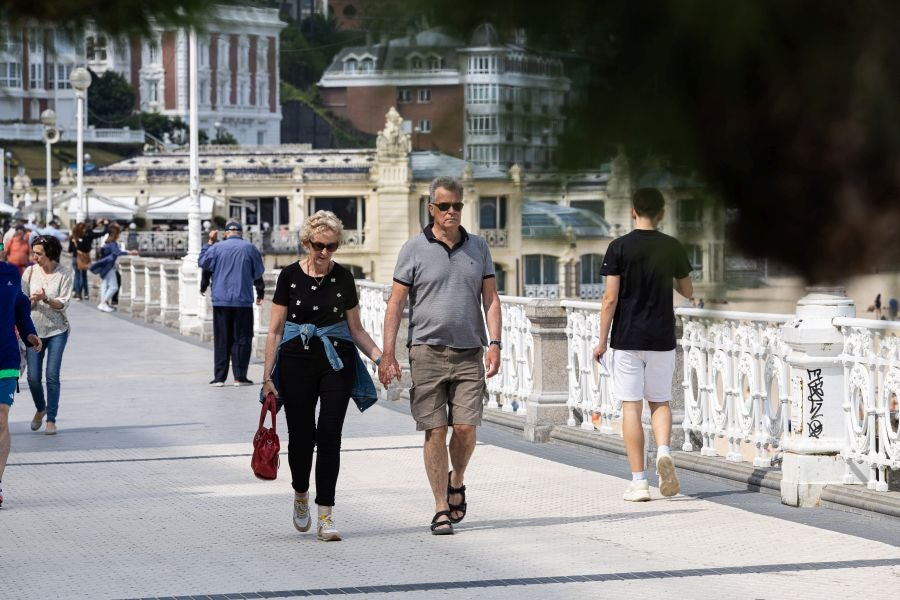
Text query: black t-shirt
272 261 359 355
600 229 692 351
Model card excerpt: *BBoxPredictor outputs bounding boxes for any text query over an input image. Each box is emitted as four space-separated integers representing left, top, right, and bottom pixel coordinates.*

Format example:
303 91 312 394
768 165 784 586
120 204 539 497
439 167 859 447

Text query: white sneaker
97 302 114 313
623 479 651 502
293 495 311 532
317 514 341 541
656 454 680 497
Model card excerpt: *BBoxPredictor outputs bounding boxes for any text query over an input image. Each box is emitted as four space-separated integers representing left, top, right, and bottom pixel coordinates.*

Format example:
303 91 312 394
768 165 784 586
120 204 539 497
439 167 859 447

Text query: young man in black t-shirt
593 188 694 502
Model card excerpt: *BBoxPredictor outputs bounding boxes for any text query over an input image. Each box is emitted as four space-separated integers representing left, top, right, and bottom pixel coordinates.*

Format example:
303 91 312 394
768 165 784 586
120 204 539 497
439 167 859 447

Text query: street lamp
213 120 222 143
4 151 12 203
70 67 92 222
41 109 60 224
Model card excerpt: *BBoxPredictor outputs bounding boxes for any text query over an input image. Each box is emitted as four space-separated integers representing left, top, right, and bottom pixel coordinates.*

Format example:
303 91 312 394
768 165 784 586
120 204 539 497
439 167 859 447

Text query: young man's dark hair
632 187 666 218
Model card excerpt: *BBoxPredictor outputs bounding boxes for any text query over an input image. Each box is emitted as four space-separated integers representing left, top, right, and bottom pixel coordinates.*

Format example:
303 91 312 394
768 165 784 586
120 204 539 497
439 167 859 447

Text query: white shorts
611 349 677 403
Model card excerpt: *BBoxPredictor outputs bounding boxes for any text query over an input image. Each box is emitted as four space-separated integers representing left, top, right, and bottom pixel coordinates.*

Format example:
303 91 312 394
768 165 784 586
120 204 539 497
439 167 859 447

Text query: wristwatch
489 339 503 350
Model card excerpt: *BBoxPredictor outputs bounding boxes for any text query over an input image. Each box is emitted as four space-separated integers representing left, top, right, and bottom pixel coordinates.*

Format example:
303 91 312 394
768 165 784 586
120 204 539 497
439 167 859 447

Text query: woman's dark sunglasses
431 202 465 212
310 241 339 252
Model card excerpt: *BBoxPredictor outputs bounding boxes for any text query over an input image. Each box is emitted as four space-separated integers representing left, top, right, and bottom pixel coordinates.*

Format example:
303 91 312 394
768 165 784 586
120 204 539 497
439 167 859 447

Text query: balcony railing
481 228 508 247
524 284 559 299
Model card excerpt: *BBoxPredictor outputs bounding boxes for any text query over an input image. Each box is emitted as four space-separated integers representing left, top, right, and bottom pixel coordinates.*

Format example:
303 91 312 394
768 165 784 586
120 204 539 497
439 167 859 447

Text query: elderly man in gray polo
379 175 502 536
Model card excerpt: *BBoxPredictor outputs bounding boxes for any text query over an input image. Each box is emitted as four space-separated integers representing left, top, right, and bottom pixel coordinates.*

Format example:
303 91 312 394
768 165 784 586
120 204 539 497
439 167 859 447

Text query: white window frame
396 88 411 103
417 119 431 134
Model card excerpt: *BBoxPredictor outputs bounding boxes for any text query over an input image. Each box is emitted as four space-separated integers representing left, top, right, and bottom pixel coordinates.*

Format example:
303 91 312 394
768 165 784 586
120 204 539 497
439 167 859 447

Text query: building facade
66 108 724 300
318 25 569 171
0 5 285 146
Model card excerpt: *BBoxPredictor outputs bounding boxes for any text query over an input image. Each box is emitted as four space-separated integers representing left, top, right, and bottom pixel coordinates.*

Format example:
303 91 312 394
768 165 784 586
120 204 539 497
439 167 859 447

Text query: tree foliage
403 0 900 281
280 14 361 92
87 70 134 127
0 0 235 37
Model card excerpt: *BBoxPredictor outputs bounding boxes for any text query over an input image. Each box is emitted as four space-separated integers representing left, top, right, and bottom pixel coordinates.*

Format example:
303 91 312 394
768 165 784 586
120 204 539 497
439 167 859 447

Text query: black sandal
430 510 454 535
447 471 468 524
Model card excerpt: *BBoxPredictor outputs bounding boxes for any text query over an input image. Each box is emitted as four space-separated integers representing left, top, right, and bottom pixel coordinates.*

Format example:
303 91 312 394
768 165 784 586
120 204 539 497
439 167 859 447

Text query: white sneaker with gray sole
623 479 651 502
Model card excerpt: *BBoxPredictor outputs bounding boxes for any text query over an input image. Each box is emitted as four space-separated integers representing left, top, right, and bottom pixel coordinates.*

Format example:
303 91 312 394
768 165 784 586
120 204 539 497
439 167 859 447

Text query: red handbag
251 393 280 480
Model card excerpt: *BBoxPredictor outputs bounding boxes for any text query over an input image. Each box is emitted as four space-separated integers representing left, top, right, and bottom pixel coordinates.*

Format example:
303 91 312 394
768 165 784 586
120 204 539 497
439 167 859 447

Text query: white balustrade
357 281 390 380
485 297 535 415
835 317 900 491
677 307 792 467
481 229 508 247
561 300 616 432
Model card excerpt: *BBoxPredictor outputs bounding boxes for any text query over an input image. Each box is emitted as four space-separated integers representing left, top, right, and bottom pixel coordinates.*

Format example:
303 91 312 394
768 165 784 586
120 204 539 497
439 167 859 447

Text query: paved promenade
2 302 899 600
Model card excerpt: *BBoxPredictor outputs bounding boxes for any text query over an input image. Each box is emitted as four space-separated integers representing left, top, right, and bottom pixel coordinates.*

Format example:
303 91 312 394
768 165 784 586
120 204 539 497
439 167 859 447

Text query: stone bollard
523 301 570 442
253 270 279 360
198 280 214 342
117 256 133 313
160 260 181 328
780 286 863 507
130 258 146 317
143 259 161 323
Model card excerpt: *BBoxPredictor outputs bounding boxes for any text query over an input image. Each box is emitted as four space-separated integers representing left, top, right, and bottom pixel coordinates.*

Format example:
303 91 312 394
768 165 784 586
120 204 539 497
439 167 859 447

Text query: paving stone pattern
2 303 899 599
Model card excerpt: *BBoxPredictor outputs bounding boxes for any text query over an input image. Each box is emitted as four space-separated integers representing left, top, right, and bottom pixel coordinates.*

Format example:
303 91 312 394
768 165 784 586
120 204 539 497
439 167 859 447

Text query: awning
65 192 136 219
145 194 216 220
0 201 16 215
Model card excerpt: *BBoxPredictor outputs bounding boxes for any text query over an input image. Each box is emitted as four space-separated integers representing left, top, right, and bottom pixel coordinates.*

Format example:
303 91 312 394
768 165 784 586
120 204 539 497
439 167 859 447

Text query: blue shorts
0 377 15 406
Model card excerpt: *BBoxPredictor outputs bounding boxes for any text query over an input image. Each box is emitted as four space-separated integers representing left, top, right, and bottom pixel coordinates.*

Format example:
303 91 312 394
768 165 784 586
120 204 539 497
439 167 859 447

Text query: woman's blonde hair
300 210 344 247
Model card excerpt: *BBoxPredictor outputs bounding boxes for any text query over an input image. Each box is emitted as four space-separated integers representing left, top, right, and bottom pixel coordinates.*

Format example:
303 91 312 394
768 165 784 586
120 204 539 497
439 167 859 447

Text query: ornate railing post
780 286 860 506
523 300 569 442
130 258 146 317
160 260 181 327
117 256 133 313
143 258 161 322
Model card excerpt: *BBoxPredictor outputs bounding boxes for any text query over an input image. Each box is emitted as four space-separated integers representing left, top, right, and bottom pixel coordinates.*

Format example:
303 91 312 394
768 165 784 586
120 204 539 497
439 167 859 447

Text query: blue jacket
198 236 264 307
89 241 127 278
0 262 37 378
263 321 378 413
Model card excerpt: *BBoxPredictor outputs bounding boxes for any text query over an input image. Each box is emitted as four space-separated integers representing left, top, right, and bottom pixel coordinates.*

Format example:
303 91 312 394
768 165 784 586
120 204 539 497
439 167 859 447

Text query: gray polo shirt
394 225 495 348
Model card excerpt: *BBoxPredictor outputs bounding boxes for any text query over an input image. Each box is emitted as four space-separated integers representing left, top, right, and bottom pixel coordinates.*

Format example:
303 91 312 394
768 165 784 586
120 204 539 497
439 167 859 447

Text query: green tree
87 70 135 127
0 0 234 36
280 13 361 92
399 0 900 281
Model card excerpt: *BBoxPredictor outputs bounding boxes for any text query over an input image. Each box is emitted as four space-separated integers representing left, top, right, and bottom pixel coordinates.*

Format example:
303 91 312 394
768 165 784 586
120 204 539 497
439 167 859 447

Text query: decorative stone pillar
253 270 279 360
523 301 570 442
198 282 215 342
117 256 133 313
130 258 146 317
143 259 161 322
780 286 862 507
160 260 181 327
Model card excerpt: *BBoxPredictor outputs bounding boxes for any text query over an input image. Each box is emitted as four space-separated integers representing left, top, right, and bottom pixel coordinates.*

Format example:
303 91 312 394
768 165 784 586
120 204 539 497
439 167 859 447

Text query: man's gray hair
429 176 463 203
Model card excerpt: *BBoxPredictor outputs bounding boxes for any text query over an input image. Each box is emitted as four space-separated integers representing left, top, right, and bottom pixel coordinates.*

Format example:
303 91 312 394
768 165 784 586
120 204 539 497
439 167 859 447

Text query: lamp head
40 109 57 126
70 67 92 92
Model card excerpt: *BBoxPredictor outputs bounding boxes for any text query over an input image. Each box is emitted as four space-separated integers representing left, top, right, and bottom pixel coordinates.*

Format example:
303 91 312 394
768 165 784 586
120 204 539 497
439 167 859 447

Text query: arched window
494 263 507 295
524 254 559 298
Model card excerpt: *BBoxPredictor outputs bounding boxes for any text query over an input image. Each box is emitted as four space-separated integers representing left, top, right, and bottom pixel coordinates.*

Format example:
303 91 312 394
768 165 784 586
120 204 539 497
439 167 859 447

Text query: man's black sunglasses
431 202 464 212
310 241 339 252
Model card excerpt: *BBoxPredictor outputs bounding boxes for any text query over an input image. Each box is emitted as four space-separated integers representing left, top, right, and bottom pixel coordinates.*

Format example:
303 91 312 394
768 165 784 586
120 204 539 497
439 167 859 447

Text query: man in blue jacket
198 220 265 387
0 242 42 508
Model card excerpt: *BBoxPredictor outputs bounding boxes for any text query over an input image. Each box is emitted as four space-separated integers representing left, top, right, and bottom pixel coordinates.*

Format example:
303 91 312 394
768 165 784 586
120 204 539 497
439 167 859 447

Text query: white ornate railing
524 284 559 299
135 231 188 256
835 317 900 491
485 296 535 415
357 281 389 378
677 308 792 467
561 300 616 432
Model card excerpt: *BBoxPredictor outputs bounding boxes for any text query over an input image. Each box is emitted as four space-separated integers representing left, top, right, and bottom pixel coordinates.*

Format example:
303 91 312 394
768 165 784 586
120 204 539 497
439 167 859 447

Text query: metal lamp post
70 67 92 222
41 109 60 224
180 28 203 335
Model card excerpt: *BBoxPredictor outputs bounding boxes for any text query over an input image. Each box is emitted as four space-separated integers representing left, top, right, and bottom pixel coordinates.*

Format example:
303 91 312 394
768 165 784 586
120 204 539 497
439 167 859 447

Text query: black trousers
280 339 355 506
212 306 254 382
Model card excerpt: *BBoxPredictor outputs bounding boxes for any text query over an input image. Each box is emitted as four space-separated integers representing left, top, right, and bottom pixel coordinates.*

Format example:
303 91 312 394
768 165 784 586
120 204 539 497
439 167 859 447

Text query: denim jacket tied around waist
262 320 378 413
